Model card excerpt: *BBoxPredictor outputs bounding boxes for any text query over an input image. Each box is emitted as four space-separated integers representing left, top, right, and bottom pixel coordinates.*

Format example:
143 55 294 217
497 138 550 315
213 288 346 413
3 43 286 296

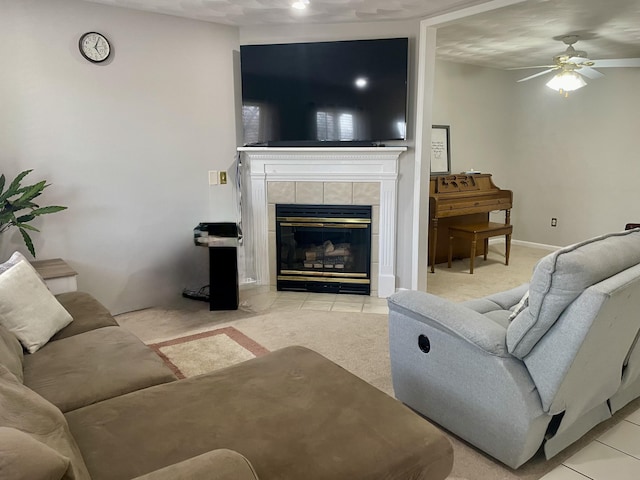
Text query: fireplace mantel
238 146 406 297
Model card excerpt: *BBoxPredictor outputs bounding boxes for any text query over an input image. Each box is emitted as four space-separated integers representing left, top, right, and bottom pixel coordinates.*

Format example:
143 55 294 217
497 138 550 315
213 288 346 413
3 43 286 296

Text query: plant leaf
16 214 36 223
31 205 67 216
16 223 40 232
11 169 33 187
1 170 66 258
13 181 46 206
19 228 36 257
0 169 32 204
0 211 15 224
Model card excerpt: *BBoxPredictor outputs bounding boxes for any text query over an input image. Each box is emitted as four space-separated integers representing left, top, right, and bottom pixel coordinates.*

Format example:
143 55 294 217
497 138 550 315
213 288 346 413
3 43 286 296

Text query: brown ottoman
66 346 453 480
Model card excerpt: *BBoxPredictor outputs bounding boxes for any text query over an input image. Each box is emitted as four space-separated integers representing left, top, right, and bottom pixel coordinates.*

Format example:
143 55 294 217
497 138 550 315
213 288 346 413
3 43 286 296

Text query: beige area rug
148 326 269 379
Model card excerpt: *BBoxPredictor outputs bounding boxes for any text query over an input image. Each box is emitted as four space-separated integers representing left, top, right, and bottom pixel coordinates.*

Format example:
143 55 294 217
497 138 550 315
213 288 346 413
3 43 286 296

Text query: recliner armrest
131 449 259 480
388 290 509 356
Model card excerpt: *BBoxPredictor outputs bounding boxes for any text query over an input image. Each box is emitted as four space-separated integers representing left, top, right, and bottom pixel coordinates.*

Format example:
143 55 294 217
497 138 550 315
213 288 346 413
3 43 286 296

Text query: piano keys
429 173 512 272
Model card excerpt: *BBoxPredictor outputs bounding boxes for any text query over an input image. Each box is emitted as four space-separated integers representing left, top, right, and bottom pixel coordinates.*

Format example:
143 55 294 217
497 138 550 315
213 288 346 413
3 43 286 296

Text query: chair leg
469 237 477 274
483 238 489 261
505 233 511 266
448 235 453 268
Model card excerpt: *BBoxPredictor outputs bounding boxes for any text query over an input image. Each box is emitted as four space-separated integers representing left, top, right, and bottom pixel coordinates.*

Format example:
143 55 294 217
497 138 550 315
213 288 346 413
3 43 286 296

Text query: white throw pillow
0 251 46 285
0 260 72 353
508 290 529 322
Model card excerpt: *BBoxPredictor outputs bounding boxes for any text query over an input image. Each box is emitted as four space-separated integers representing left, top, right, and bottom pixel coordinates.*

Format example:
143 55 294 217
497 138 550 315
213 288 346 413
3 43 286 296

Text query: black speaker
208 246 239 311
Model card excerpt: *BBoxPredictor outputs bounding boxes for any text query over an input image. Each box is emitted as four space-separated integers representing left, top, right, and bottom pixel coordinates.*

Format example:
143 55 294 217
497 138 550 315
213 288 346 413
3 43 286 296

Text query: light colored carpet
116 243 640 479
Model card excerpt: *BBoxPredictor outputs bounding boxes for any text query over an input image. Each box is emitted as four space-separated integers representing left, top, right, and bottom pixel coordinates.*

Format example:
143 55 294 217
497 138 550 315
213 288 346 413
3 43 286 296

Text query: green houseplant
0 169 67 257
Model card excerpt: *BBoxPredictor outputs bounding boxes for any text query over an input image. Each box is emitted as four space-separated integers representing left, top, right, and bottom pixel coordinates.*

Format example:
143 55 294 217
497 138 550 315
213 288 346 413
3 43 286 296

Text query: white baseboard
488 237 560 251
512 239 561 251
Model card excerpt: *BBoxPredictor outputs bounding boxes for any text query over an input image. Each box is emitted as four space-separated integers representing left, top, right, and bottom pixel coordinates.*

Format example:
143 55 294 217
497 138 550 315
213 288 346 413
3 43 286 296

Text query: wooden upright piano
429 173 512 272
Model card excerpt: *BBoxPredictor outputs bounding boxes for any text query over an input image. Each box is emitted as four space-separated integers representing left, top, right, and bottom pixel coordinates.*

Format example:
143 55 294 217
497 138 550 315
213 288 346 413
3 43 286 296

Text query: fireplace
276 204 372 295
239 146 405 297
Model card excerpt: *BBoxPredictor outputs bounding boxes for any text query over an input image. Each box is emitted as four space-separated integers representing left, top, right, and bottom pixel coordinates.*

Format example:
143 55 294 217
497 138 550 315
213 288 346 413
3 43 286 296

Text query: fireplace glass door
276 204 371 294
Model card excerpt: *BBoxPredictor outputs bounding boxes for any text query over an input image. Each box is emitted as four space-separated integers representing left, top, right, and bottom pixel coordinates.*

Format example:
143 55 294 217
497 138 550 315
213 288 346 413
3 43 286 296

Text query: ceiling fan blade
507 65 556 70
590 58 640 68
517 68 558 82
578 66 604 79
567 56 591 64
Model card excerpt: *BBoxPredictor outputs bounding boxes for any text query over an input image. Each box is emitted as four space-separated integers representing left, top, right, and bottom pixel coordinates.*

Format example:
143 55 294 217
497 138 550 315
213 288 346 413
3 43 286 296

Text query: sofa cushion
461 284 529 314
0 427 70 480
507 229 640 358
23 325 177 412
483 310 513 329
0 260 73 353
66 346 453 480
0 365 90 480
0 324 23 382
131 449 259 480
51 291 118 341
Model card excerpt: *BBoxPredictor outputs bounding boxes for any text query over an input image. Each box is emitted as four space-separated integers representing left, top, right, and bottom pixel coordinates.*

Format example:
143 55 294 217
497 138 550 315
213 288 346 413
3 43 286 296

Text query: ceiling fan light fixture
546 70 587 94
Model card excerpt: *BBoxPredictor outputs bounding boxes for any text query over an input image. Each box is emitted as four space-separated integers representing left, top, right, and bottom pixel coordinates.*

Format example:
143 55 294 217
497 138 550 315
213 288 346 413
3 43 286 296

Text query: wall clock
79 32 111 63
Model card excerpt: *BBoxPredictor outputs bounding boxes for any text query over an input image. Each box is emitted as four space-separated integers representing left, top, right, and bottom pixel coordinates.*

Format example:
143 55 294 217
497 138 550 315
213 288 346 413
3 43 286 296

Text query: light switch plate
219 171 227 184
208 171 218 185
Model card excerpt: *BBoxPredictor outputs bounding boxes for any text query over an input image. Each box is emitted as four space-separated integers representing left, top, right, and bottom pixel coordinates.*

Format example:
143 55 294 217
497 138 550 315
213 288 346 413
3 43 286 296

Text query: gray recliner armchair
388 229 640 468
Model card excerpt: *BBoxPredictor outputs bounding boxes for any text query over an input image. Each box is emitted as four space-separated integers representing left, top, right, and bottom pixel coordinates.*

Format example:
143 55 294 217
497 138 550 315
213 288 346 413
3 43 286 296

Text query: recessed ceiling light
292 0 309 10
355 77 368 88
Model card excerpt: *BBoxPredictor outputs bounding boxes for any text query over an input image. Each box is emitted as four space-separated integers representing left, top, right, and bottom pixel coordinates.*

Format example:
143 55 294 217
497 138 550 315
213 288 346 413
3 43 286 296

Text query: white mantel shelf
237 146 407 152
239 146 407 298
238 147 406 182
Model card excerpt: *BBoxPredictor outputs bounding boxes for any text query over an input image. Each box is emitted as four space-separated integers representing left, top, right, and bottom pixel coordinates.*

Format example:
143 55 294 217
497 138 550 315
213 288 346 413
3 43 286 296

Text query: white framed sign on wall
430 125 451 175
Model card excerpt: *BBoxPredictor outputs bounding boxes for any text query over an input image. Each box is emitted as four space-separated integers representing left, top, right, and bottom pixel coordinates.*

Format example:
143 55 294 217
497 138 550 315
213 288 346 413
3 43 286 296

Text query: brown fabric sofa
0 291 453 480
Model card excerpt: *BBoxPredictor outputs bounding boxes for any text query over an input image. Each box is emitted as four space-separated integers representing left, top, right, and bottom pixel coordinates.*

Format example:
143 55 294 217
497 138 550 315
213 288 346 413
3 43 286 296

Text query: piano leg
430 218 439 273
470 238 477 274
505 210 512 266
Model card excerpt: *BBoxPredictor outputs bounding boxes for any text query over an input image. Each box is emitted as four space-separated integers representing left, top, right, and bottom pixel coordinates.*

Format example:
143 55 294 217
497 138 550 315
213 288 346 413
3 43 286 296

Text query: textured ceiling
79 0 640 69
435 0 640 69
80 0 489 25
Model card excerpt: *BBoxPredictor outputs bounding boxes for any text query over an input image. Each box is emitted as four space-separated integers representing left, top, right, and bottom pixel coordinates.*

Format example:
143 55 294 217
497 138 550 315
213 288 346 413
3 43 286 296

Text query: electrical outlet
208 171 218 185
551 218 558 227
219 171 227 185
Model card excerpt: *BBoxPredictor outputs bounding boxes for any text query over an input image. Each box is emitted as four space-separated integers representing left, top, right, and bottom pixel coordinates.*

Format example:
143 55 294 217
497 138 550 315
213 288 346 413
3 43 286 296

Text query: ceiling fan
510 35 640 96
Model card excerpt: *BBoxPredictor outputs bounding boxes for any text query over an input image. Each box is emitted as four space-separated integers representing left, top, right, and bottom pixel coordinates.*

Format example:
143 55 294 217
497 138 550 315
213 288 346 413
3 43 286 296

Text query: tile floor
240 287 389 315
540 407 640 479
247 288 640 480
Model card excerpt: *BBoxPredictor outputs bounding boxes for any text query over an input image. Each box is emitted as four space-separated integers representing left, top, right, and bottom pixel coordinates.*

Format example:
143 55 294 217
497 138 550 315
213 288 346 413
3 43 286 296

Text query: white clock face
80 32 110 63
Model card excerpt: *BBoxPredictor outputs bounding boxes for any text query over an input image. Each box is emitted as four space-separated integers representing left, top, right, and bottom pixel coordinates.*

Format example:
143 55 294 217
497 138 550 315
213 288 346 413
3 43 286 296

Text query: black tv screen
240 38 408 146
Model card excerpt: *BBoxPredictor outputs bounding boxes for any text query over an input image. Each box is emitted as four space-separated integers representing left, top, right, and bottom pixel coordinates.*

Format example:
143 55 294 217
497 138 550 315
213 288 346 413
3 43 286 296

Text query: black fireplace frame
275 204 372 295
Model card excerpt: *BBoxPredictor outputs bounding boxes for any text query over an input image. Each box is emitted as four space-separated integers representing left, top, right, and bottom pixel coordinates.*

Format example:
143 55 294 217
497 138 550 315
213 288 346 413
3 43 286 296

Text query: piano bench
447 222 513 274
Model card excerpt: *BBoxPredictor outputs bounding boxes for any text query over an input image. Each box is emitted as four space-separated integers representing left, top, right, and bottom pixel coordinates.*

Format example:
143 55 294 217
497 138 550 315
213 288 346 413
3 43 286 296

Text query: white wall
433 60 515 185
433 59 640 248
0 0 240 313
240 20 421 290
509 68 640 245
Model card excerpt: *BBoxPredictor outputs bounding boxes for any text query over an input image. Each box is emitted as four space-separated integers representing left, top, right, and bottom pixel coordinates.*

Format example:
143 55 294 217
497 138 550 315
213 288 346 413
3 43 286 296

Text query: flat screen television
240 37 409 147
